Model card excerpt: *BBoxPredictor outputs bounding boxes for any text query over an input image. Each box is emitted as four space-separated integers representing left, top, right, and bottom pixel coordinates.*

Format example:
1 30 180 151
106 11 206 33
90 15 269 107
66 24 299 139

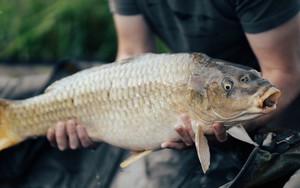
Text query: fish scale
0 53 281 173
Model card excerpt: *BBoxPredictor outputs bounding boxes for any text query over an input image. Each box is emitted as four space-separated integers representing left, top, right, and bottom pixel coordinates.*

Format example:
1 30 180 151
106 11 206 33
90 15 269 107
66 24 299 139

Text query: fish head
188 58 281 123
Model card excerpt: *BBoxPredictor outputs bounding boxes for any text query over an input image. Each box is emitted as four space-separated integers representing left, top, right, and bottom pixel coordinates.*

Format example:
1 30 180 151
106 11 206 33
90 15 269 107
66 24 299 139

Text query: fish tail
0 100 20 151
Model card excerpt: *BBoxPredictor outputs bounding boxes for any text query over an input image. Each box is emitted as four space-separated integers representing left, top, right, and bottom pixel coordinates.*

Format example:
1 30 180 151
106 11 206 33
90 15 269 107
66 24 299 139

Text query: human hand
161 113 228 149
46 119 97 151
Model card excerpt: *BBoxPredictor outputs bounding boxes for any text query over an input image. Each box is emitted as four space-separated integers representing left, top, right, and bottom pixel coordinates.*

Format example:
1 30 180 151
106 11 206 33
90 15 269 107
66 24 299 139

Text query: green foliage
0 0 117 62
0 0 170 62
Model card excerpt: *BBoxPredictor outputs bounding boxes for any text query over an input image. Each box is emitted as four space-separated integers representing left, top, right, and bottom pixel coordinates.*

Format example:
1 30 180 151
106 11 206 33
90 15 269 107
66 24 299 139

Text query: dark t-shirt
109 0 299 70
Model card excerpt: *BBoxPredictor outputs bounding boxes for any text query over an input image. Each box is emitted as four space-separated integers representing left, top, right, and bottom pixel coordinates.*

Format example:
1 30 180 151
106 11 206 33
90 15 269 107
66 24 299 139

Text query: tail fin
0 100 20 151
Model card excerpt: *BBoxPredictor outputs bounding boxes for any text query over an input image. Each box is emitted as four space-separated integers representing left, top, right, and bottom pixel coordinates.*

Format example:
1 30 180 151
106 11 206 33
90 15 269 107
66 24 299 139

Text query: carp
0 53 280 173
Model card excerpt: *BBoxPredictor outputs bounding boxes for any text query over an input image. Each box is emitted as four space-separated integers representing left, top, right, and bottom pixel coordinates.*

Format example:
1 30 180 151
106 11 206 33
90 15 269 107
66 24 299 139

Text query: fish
0 53 280 173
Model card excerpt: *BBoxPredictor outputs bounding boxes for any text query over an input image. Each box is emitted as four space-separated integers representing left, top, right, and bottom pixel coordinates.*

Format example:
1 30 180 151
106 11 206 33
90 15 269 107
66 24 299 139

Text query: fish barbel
0 53 280 173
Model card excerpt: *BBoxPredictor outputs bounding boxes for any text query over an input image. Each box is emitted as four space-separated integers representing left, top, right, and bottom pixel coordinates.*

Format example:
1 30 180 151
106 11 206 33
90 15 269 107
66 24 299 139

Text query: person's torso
137 0 259 69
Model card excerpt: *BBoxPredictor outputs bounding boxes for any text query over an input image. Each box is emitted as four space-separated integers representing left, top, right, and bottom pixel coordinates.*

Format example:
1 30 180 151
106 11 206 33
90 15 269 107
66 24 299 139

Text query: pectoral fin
195 125 210 173
227 124 258 146
120 150 153 168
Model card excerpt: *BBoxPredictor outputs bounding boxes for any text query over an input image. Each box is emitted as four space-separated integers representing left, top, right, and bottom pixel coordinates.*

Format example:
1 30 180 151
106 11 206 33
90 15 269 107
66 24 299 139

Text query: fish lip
257 86 281 114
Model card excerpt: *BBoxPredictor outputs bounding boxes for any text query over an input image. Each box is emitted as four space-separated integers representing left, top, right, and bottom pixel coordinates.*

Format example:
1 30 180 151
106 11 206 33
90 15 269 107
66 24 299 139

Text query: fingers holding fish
47 120 97 150
160 113 195 149
174 113 195 146
179 113 195 142
161 141 188 150
212 123 227 142
160 114 227 149
173 124 194 147
55 121 69 151
47 121 73 150
46 127 57 148
66 119 81 150
76 124 97 148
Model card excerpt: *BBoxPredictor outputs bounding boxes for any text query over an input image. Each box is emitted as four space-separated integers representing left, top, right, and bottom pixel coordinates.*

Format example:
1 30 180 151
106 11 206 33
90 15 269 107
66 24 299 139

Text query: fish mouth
257 87 281 113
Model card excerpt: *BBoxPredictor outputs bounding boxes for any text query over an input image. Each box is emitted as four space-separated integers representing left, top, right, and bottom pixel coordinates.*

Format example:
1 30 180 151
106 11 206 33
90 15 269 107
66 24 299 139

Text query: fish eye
224 83 232 90
240 75 250 83
222 79 234 91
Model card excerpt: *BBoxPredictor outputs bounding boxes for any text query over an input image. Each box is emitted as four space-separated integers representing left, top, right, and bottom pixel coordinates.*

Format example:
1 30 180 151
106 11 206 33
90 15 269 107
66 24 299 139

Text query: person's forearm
265 68 300 112
244 14 300 131
113 14 156 61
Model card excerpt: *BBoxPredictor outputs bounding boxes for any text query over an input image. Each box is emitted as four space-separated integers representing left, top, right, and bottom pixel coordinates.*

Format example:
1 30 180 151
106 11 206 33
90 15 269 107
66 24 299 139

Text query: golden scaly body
4 53 197 150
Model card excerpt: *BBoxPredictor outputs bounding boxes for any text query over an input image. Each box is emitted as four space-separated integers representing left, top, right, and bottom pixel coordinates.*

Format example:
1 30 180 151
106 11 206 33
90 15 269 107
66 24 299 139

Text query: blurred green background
0 0 169 63
0 0 117 63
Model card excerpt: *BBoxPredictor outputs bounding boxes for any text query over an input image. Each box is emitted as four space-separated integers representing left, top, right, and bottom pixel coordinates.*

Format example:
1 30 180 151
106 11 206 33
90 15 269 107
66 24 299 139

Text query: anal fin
120 150 153 168
195 125 210 173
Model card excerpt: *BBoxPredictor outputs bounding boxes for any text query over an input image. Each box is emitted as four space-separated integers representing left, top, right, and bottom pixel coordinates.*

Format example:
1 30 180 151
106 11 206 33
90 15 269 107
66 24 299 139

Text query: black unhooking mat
0 60 300 188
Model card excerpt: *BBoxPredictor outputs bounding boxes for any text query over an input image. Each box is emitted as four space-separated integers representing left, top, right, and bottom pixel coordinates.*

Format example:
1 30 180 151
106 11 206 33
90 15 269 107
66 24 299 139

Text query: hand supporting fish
47 119 97 150
0 53 280 173
47 114 228 151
